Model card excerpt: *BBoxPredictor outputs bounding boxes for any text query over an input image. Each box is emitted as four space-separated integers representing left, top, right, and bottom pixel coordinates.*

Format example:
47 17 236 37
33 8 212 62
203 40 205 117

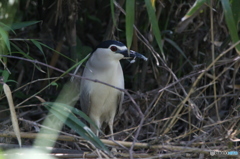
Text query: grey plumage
79 40 147 139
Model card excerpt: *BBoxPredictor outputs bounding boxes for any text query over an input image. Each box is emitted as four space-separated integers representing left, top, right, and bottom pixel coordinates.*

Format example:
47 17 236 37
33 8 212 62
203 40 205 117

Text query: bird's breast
81 61 124 122
83 61 124 88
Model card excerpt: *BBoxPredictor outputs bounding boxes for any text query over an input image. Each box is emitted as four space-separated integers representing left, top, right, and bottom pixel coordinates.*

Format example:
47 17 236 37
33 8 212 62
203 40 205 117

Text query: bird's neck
88 56 120 70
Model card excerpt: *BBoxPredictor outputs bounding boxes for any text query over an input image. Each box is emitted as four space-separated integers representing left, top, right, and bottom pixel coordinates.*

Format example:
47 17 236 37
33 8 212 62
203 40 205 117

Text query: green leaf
176 0 209 33
76 37 92 59
110 0 117 27
0 69 10 93
165 38 192 66
145 0 165 60
43 102 109 154
221 0 240 54
38 41 75 62
30 40 48 73
2 70 10 83
11 43 33 59
88 15 101 23
232 0 240 29
49 102 99 130
0 22 16 34
126 0 135 49
0 26 11 52
10 21 40 30
50 82 58 88
5 80 17 83
30 39 44 54
182 0 208 21
0 21 40 32
31 39 75 66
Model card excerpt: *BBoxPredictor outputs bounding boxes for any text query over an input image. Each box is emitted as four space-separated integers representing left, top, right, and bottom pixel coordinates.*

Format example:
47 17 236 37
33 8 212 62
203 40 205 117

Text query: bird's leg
90 124 99 136
109 122 114 141
89 121 104 158
90 117 101 136
108 119 117 152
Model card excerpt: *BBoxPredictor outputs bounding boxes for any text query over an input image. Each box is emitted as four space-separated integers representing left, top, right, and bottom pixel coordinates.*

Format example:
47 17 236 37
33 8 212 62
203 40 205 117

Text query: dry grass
0 0 240 158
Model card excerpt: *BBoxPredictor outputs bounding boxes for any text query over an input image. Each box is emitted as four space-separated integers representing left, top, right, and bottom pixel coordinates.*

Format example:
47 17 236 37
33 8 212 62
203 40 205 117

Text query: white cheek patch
116 45 128 50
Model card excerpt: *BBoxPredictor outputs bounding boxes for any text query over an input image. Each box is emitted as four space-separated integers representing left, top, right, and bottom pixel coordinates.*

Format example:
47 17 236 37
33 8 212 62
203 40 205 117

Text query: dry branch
0 131 215 155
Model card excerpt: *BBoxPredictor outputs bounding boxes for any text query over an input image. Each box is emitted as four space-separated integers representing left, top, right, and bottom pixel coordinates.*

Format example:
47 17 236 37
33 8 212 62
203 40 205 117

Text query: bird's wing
117 91 124 116
80 85 91 115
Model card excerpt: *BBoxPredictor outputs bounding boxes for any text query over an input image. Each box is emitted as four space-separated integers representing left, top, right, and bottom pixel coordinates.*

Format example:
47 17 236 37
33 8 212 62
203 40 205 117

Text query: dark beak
117 49 148 61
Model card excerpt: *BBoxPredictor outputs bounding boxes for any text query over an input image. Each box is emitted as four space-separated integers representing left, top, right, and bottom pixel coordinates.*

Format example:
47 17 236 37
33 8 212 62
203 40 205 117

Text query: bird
79 40 147 140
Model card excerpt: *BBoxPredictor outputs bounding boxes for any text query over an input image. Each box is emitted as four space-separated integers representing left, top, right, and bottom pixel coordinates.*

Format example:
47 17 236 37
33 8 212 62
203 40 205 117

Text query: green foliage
183 0 209 20
36 41 75 63
50 82 58 88
0 26 11 52
1 21 40 32
145 0 165 60
232 0 240 27
0 149 4 159
30 39 44 54
220 0 240 54
76 37 92 59
126 0 135 49
0 20 42 74
110 0 117 27
1 70 9 83
181 0 240 54
43 102 109 153
0 70 9 92
165 37 192 66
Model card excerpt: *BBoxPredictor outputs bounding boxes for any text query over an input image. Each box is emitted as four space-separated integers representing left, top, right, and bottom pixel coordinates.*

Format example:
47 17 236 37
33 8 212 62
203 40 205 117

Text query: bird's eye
110 46 118 52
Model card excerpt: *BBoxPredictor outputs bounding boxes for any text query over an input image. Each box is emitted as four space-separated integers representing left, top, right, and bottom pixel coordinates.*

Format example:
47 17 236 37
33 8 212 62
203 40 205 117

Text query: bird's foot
111 147 117 153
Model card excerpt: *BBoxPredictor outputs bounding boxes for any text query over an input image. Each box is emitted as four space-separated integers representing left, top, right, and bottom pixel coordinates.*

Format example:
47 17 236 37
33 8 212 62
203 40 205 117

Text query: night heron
80 40 147 139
